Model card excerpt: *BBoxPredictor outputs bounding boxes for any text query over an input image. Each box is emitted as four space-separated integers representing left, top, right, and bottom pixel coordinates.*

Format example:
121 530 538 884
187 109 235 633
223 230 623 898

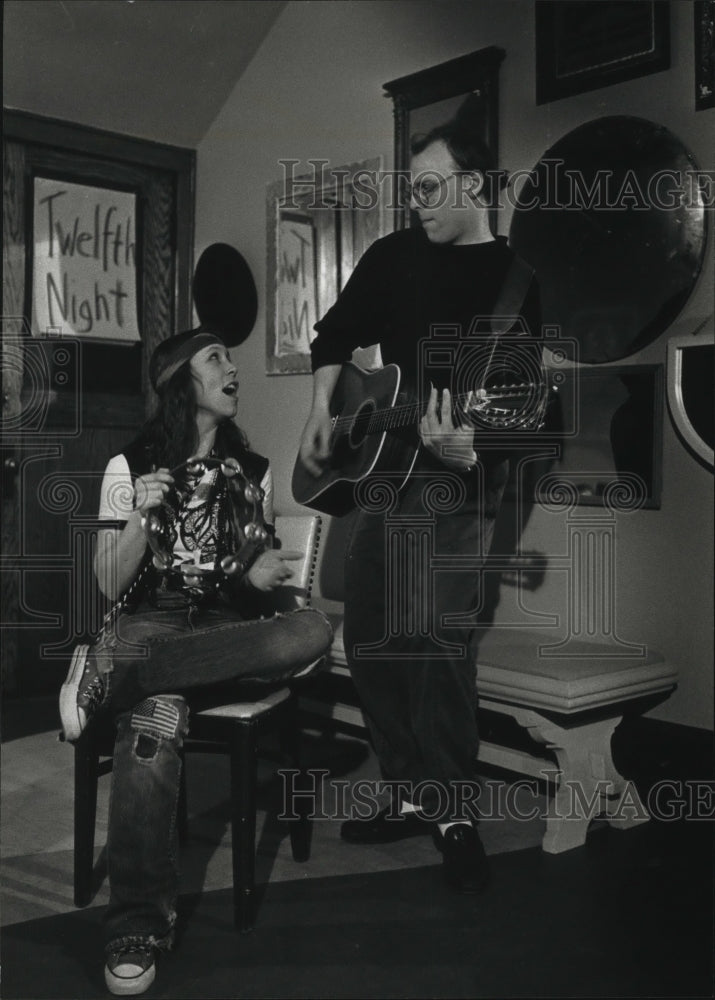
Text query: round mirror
509 116 707 363
192 243 258 347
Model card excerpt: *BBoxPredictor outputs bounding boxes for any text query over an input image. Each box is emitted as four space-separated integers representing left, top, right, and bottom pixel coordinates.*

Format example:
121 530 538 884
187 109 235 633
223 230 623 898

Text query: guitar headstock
464 380 549 430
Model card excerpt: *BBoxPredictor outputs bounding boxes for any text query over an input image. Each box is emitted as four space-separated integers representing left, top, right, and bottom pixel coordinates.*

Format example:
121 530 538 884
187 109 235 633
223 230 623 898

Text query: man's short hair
411 118 506 204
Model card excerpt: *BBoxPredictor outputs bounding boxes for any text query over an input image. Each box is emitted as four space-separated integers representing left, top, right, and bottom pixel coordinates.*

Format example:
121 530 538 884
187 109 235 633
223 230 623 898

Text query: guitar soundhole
349 399 376 448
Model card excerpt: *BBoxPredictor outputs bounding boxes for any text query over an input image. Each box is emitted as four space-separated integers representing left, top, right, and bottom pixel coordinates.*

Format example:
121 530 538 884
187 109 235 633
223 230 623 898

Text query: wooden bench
303 617 678 854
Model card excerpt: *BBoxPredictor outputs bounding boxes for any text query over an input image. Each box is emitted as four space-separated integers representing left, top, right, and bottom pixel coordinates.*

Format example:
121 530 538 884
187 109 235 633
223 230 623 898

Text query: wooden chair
71 514 323 932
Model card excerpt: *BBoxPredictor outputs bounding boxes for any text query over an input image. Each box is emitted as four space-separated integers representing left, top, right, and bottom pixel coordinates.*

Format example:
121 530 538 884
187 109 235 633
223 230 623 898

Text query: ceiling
3 0 287 148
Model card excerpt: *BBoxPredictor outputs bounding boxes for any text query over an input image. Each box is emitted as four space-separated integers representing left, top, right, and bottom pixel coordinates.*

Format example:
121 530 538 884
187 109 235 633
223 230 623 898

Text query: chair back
271 515 322 611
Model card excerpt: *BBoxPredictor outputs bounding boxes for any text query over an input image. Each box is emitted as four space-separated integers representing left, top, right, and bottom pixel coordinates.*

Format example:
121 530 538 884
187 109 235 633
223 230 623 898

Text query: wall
196 0 713 730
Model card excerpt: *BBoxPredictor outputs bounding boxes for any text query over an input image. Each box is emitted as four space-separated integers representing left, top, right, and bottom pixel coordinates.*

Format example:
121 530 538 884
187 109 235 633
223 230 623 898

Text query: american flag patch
130 697 181 741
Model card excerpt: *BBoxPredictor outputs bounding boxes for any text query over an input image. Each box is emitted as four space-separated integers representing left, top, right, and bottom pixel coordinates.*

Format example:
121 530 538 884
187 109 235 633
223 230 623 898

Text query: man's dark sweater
310 228 541 395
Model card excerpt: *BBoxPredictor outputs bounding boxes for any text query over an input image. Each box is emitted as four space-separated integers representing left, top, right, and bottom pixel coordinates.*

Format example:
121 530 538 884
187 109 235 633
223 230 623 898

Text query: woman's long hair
134 362 249 472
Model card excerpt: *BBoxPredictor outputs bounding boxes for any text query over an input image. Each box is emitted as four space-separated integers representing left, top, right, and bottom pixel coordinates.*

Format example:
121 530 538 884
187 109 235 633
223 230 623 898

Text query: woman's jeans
99 595 333 954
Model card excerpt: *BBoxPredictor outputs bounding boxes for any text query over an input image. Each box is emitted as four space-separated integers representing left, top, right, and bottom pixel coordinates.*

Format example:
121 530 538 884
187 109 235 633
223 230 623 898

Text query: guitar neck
335 387 535 437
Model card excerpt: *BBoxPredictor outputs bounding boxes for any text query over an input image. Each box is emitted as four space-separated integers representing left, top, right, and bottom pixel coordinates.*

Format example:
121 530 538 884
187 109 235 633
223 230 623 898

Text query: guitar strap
489 252 535 336
476 251 538 398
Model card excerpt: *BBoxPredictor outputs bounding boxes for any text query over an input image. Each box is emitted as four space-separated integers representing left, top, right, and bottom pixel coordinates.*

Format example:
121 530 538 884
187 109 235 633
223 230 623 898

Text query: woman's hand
419 386 477 471
133 469 174 514
246 549 303 592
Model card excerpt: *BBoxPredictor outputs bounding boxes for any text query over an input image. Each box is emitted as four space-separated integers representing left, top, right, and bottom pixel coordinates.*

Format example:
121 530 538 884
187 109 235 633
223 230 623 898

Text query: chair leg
280 693 311 864
230 720 257 933
74 731 100 907
177 749 189 845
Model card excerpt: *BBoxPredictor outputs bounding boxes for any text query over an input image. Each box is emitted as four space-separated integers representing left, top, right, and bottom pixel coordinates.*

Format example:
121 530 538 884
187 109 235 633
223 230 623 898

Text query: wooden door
1 113 194 696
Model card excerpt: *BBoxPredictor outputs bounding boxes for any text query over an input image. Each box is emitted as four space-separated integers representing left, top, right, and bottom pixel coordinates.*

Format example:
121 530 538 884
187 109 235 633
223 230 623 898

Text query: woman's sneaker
59 644 105 742
104 945 156 996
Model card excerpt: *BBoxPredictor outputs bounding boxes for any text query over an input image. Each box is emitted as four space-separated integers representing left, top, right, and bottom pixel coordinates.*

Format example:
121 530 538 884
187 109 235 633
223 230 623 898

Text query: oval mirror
192 243 258 347
509 116 707 363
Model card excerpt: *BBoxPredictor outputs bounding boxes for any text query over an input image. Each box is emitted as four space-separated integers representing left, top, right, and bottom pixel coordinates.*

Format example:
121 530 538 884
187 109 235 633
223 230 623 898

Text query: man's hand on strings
419 385 478 471
299 411 333 478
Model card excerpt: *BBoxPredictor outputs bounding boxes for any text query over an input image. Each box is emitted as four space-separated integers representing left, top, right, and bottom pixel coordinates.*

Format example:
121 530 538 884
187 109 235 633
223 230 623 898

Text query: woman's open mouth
222 381 238 396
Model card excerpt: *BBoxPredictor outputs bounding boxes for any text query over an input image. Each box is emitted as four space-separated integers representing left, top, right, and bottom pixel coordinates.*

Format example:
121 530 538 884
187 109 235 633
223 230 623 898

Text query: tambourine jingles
140 455 269 597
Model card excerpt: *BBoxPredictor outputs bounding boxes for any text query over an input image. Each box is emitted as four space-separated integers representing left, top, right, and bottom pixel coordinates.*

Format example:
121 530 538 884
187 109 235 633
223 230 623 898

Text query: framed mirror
383 46 505 230
266 156 383 374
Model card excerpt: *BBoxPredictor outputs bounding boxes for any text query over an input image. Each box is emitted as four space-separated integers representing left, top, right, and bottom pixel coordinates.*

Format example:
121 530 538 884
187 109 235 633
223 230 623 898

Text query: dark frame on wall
510 363 665 509
544 363 665 509
383 46 505 231
535 1 671 105
695 0 715 110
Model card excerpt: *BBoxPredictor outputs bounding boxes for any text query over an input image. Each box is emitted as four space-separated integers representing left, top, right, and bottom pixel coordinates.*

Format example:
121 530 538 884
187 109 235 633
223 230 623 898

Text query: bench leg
508 707 650 853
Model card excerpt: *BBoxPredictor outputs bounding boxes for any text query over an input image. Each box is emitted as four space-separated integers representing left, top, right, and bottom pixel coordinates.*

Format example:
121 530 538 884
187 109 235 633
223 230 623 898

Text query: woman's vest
121 436 270 607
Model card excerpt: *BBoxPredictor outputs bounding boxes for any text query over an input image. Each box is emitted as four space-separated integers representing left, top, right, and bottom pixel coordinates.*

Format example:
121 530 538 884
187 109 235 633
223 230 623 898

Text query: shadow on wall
313 466 554 623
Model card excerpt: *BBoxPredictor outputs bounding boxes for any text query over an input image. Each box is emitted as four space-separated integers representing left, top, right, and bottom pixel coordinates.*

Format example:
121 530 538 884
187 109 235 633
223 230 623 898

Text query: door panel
1 115 194 696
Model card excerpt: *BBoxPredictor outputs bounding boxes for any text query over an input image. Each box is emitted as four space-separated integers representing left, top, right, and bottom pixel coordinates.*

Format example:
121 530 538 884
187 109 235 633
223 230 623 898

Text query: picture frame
383 46 504 231
266 202 319 374
509 363 665 509
695 0 715 111
265 157 383 374
535 1 671 105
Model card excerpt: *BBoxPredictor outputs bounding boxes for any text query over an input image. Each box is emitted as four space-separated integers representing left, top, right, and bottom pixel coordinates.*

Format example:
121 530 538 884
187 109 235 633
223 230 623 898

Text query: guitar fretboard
333 385 539 436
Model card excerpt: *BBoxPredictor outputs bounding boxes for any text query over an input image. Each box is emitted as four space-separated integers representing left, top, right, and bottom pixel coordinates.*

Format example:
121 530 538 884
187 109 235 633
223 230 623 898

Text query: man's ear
464 171 485 199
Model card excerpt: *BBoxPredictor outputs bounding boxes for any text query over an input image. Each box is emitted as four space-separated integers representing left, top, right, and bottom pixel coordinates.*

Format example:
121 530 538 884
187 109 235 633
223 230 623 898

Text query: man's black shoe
435 822 490 894
340 805 432 844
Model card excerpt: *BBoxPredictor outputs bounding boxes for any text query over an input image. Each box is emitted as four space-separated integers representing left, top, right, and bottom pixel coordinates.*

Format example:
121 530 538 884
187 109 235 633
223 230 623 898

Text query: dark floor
3 814 713 999
2 696 713 999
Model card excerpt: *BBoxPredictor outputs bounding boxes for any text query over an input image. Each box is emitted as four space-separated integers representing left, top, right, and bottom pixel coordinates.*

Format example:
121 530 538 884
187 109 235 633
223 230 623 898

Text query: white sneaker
104 946 156 996
59 644 104 742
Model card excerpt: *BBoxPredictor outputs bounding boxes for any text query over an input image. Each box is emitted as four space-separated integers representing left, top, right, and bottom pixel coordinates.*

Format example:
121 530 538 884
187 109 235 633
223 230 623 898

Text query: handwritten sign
275 211 317 358
32 176 140 341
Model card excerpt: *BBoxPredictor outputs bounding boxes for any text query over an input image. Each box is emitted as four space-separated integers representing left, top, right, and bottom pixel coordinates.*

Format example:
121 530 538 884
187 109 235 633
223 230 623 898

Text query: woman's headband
150 329 226 390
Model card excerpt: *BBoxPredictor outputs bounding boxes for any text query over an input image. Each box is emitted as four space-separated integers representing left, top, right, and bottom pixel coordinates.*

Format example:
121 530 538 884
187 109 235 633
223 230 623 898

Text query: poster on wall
268 209 318 373
32 176 140 342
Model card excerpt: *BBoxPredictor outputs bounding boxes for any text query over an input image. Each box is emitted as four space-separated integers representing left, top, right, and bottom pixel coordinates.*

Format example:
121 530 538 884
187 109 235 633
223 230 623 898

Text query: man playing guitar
298 113 542 893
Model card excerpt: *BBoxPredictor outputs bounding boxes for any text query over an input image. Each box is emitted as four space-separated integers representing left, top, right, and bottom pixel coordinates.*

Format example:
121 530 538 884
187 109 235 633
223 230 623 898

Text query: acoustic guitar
292 361 547 516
